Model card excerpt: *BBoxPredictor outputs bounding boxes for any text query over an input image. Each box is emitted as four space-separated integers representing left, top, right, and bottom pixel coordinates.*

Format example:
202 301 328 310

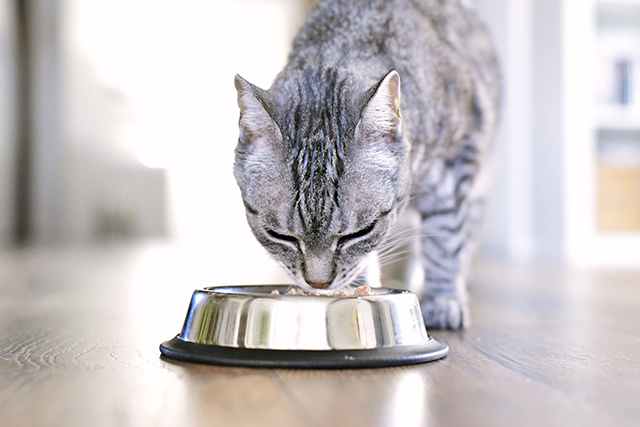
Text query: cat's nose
302 255 334 289
307 282 331 289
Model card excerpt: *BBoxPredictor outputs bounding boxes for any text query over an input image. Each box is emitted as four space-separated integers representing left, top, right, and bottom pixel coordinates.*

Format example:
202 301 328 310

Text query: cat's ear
356 70 402 144
234 74 282 145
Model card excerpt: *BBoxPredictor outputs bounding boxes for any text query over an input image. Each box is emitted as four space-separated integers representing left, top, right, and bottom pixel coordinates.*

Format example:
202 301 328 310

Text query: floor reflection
272 366 433 427
159 352 435 427
389 371 428 427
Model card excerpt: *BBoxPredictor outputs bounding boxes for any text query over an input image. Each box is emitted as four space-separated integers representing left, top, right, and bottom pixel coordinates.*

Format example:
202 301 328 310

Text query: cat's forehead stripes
280 68 356 230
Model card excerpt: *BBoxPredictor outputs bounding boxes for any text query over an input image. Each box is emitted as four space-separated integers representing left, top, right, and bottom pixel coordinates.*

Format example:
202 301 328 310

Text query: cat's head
233 69 410 289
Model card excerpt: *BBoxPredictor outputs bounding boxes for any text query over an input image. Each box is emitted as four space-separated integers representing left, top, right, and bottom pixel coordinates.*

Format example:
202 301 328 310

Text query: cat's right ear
356 70 402 145
234 74 282 146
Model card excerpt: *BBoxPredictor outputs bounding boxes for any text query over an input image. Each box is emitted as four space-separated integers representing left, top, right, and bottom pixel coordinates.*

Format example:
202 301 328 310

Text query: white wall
0 0 16 247
475 0 510 256
532 0 564 260
30 0 64 243
477 0 565 261
477 0 535 260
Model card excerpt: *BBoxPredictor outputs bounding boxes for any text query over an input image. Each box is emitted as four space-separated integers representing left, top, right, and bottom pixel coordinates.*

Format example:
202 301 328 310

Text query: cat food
285 289 307 296
354 285 375 295
275 286 376 296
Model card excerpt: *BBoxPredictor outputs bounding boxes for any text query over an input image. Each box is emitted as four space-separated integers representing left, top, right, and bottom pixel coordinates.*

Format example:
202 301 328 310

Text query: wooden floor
1 243 639 427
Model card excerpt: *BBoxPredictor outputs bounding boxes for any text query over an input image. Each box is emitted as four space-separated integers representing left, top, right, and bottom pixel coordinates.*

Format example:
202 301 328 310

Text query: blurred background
0 0 639 286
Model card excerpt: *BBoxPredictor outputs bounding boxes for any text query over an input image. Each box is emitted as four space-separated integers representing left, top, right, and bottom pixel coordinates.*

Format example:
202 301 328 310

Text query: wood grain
1 244 639 427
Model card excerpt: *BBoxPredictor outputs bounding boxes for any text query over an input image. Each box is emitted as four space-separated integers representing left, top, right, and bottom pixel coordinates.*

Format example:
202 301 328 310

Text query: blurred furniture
596 1 640 234
599 164 640 229
562 0 640 265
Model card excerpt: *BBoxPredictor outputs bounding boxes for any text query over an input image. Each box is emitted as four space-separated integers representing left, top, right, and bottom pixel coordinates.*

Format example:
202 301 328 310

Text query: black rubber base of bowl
159 336 448 369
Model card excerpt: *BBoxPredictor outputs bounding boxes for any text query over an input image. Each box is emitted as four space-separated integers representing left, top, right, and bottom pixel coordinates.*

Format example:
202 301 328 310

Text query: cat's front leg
420 274 470 330
417 170 481 329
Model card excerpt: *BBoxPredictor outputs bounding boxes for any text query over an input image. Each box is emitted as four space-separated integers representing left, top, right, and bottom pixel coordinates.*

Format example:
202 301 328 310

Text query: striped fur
233 0 500 329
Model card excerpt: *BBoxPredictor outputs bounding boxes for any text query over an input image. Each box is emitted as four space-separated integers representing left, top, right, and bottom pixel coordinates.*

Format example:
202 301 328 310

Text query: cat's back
288 0 495 79
284 0 500 156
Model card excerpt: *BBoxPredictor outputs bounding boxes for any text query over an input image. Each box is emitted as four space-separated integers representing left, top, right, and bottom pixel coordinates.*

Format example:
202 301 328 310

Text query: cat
233 0 500 329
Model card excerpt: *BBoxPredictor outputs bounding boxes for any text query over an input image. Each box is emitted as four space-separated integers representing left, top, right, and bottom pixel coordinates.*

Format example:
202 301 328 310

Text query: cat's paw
421 296 469 330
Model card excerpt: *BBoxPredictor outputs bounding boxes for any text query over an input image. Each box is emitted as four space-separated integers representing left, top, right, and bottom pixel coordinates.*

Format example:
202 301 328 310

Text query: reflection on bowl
160 285 448 369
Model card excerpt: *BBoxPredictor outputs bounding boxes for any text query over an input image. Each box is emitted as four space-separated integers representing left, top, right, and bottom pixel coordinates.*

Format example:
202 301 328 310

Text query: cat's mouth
306 282 332 289
277 259 369 291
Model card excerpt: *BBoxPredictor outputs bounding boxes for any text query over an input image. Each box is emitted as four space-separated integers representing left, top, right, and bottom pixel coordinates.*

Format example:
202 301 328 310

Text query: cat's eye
337 221 377 249
266 229 298 245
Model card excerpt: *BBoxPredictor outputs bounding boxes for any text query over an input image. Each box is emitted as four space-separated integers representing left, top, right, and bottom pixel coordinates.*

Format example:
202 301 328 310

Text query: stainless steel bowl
160 285 448 369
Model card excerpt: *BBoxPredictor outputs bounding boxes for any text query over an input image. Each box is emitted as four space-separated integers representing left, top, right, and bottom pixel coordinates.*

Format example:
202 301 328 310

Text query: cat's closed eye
266 229 299 246
337 220 377 250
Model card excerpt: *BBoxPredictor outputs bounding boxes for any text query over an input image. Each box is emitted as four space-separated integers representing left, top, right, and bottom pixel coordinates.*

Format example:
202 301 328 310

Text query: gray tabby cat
233 0 500 329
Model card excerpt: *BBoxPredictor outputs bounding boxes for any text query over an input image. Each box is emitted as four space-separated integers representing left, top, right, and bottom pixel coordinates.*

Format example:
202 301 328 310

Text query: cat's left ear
234 74 282 146
356 70 402 144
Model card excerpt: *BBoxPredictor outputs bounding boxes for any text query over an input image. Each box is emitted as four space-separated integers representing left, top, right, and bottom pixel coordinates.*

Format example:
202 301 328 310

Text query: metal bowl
160 285 448 369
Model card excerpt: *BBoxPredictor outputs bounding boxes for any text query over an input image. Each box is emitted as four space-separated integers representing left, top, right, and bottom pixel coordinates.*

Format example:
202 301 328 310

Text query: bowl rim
198 284 413 298
160 335 449 369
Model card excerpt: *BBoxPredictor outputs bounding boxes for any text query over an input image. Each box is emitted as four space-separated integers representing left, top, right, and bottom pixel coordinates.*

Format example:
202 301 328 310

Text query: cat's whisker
378 255 413 267
378 255 412 269
339 258 371 288
379 233 445 249
377 250 415 265
381 229 445 245
383 224 426 240
377 233 440 255
378 246 415 258
378 236 419 253
378 244 416 256
377 247 414 261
